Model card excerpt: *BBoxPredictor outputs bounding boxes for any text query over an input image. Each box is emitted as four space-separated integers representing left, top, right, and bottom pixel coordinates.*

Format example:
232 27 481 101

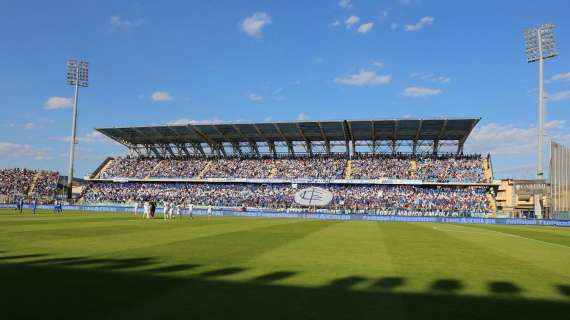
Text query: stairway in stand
94 158 115 179
268 163 278 178
145 160 165 180
410 159 417 179
482 159 493 182
27 172 40 196
345 160 352 178
198 161 212 178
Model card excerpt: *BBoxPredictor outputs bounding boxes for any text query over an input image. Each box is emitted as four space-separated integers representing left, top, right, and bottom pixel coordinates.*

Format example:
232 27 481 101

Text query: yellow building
496 179 549 218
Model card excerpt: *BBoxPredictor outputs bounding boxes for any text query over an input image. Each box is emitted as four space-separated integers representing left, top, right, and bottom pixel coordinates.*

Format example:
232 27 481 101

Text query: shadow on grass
488 281 522 295
431 279 463 292
0 254 568 320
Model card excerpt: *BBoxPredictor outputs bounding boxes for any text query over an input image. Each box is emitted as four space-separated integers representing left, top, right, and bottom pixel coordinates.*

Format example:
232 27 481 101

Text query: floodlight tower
524 24 558 180
65 60 89 200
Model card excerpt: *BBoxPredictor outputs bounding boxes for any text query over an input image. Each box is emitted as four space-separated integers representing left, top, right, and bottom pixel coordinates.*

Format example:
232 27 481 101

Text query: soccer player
175 203 181 219
163 201 170 220
187 203 193 220
57 200 63 214
32 198 37 215
143 201 150 219
169 203 175 219
207 204 212 218
134 201 139 215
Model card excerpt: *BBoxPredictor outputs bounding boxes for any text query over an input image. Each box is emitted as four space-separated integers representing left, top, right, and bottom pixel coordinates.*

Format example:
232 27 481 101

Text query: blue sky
1 0 569 178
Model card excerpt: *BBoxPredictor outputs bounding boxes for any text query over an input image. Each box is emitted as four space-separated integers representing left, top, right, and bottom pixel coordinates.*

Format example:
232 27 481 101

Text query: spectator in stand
0 168 59 198
351 154 412 179
81 182 490 216
416 155 484 183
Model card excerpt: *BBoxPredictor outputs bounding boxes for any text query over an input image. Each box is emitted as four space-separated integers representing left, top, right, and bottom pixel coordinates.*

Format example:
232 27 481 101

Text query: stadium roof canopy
96 118 480 157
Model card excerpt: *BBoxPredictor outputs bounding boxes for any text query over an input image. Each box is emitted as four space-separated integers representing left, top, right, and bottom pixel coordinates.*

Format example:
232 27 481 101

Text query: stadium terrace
61 118 497 217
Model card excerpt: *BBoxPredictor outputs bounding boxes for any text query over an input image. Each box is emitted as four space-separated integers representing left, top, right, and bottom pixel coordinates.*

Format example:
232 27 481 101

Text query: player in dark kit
150 201 156 218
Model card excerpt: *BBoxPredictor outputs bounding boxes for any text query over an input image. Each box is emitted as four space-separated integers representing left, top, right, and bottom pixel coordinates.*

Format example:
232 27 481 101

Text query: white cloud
357 22 374 34
547 90 570 102
338 0 353 8
297 112 308 121
57 131 111 145
401 86 442 97
241 12 271 38
0 142 53 160
551 72 570 82
466 120 570 156
109 15 143 32
44 96 73 109
80 131 110 144
545 119 566 129
331 20 341 27
345 15 360 29
249 93 263 101
334 69 392 86
404 16 434 32
166 118 223 125
372 61 384 68
151 91 173 102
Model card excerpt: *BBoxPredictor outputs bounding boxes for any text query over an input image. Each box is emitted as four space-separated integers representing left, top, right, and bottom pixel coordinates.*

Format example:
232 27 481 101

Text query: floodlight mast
524 24 558 180
65 60 89 200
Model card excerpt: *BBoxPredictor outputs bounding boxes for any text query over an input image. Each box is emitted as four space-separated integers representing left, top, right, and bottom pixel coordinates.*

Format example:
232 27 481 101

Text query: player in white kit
143 201 150 219
163 201 170 220
187 203 193 220
175 203 181 219
168 203 175 219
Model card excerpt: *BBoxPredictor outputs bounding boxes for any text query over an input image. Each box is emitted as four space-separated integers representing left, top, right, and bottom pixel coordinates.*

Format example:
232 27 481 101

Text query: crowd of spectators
0 168 35 195
30 171 59 197
98 157 160 179
350 154 412 179
0 168 59 197
203 157 274 178
416 155 485 183
148 158 207 178
81 182 490 215
96 154 486 183
273 155 346 179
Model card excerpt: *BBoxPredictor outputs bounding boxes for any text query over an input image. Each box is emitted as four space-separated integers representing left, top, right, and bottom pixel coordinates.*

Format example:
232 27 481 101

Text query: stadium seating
81 154 492 215
81 182 489 215
96 154 486 182
0 168 59 197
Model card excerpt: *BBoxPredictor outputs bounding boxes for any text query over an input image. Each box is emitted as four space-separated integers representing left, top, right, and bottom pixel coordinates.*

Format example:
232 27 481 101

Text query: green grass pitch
1 209 569 319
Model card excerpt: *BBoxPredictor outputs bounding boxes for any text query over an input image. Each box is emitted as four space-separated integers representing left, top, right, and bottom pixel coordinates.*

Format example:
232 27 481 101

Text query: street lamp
66 59 89 200
524 24 558 180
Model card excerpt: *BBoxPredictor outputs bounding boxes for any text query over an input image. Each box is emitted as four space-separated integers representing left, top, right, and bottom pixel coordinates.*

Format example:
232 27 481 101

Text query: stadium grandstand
0 168 60 202
78 118 498 217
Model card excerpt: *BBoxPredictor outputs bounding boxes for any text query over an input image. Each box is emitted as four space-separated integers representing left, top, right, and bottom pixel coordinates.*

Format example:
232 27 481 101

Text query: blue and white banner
1 203 569 226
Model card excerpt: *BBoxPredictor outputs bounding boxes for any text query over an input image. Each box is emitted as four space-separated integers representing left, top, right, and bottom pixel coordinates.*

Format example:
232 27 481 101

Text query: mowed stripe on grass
0 210 569 319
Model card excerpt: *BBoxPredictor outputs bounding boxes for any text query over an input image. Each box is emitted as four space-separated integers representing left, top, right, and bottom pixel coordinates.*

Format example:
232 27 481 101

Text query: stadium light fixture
524 24 558 181
65 59 89 200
